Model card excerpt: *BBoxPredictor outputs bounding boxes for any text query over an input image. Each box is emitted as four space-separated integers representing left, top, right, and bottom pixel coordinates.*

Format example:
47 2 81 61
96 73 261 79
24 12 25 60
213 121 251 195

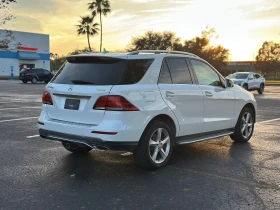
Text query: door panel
199 85 235 132
158 58 204 136
158 84 204 135
188 58 236 132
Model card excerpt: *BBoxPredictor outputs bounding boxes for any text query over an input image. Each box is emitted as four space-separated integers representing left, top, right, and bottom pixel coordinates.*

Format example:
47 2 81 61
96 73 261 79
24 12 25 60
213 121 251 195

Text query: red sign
17 46 38 51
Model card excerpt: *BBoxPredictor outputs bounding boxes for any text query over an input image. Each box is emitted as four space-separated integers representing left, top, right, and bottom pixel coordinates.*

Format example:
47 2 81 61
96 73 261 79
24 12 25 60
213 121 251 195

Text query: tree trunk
87 30 92 52
100 12 102 52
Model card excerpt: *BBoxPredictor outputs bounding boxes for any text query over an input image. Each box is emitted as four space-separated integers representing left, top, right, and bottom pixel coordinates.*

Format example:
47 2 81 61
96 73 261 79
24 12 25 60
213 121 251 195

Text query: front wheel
62 141 92 153
258 84 264 94
230 107 255 143
133 121 174 169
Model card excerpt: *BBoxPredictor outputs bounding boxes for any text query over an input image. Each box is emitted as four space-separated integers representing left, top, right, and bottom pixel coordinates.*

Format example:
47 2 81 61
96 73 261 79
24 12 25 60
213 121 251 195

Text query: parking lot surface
0 81 280 210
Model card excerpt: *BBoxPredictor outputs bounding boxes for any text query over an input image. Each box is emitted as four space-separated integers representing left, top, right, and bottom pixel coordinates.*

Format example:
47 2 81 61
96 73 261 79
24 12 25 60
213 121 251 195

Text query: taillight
42 91 53 105
93 95 139 111
25 72 30 75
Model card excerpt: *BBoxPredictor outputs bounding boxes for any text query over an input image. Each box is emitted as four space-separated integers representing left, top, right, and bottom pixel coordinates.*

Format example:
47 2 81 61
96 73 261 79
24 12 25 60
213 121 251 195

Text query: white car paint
227 72 265 91
38 51 257 146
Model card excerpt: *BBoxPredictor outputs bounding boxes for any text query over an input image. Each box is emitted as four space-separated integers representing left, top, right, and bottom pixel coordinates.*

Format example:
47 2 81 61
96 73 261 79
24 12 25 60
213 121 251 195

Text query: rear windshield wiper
71 80 95 85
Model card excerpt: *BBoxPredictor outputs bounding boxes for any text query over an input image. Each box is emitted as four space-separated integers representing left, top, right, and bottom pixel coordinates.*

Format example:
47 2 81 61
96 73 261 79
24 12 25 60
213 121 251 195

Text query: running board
175 129 235 145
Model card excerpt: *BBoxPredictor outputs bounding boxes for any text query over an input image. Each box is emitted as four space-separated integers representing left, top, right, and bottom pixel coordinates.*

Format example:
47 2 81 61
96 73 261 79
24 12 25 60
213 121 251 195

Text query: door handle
205 91 213 97
166 91 175 97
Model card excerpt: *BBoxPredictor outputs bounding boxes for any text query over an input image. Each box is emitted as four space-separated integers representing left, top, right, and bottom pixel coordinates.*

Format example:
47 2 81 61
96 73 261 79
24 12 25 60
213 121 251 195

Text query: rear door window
158 59 172 84
37 69 44 74
166 58 193 84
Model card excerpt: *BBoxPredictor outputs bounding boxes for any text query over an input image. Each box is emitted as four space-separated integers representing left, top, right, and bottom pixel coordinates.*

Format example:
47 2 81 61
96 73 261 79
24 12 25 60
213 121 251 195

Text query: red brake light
93 95 139 111
25 72 30 75
42 91 53 105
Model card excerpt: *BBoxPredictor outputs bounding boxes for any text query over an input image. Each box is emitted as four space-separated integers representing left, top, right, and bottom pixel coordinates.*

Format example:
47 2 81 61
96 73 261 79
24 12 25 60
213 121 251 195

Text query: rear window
51 56 154 85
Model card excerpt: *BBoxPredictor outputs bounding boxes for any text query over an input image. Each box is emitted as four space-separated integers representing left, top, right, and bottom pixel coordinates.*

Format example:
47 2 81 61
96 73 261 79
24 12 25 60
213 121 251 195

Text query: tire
62 141 92 153
258 84 264 94
133 120 174 169
22 80 27 83
243 84 248 91
230 107 255 143
31 77 38 84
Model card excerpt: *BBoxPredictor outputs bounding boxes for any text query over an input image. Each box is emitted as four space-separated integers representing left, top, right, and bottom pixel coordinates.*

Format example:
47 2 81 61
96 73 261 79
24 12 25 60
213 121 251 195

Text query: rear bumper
39 128 138 152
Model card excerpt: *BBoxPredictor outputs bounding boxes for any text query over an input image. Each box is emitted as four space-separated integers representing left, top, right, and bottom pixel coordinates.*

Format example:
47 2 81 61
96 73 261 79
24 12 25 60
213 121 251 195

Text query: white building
0 30 50 77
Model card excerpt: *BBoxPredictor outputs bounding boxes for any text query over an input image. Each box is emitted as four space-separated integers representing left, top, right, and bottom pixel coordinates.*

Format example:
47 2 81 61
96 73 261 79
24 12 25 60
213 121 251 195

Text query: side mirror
225 78 234 88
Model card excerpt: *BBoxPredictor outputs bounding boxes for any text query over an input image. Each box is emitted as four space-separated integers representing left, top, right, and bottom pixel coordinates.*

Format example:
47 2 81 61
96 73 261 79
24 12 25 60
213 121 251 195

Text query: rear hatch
46 55 127 125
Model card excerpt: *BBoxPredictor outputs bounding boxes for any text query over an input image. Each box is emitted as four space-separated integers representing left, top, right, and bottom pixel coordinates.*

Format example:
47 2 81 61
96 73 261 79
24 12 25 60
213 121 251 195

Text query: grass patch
0 76 19 80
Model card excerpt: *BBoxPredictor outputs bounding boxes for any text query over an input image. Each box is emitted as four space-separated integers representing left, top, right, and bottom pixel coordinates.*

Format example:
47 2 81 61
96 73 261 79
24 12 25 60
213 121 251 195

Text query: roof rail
127 50 198 57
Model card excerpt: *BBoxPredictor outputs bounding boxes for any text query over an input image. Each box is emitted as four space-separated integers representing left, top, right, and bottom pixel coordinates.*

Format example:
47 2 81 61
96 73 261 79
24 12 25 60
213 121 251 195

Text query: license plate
64 99 80 110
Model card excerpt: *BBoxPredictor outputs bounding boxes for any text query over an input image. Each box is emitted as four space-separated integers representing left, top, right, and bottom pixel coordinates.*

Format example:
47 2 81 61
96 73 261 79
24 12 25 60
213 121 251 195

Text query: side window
254 74 260 79
123 59 154 84
248 74 254 80
37 69 44 74
158 60 172 84
166 58 192 84
190 59 222 86
44 70 50 75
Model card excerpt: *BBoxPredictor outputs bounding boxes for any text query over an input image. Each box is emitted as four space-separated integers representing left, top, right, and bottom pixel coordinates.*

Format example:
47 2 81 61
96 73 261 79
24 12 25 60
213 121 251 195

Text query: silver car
227 72 265 94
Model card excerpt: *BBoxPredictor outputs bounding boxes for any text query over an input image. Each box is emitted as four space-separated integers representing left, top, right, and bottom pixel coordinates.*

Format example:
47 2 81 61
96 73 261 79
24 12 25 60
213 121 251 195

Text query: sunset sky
9 0 280 61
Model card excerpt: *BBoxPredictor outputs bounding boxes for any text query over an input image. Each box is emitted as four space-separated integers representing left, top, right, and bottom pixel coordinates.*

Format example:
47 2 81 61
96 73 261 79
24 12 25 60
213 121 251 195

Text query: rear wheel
133 120 174 169
230 107 254 143
62 141 92 153
21 80 27 83
258 84 264 94
31 77 38 84
243 84 248 90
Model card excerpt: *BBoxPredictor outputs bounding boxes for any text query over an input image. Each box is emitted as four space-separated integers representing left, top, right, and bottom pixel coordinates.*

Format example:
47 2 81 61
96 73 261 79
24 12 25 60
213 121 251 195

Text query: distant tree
255 41 280 74
77 16 99 52
181 27 230 71
68 47 93 55
127 31 182 51
127 28 230 72
88 0 111 52
0 0 18 51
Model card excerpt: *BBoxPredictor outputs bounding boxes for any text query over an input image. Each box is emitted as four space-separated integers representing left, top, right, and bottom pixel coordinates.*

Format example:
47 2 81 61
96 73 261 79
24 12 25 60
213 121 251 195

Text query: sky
8 0 280 61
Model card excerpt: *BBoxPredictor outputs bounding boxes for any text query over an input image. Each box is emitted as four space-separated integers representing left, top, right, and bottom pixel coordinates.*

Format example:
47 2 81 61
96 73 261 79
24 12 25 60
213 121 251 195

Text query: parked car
19 68 53 84
38 50 257 169
226 72 265 94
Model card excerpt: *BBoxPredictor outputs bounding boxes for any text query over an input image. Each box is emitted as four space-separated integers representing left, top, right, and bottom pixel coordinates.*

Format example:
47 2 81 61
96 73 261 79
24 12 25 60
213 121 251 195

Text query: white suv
39 50 257 169
227 72 265 94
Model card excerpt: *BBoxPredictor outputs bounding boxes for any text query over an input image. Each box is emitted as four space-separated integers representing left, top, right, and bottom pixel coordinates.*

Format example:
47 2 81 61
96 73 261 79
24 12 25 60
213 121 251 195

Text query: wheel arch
145 114 178 138
244 103 256 122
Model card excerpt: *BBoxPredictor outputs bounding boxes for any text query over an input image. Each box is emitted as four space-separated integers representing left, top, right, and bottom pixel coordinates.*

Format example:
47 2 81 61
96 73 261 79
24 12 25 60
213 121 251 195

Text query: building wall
0 30 50 77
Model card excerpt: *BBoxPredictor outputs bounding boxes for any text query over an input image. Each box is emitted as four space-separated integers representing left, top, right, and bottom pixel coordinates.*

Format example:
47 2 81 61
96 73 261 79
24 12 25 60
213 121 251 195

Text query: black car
19 68 53 84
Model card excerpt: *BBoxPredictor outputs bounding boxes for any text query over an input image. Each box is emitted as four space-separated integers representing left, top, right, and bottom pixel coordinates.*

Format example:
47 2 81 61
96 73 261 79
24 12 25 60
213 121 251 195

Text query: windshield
230 73 249 79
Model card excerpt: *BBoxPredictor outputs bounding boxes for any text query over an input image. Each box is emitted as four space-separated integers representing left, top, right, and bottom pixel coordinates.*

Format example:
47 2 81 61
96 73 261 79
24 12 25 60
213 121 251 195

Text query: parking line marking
0 117 38 123
0 107 41 111
0 101 41 104
26 135 40 139
258 118 280 124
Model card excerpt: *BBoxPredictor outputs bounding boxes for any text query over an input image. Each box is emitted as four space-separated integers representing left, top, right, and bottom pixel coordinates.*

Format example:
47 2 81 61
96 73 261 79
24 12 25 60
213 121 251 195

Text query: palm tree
76 16 99 52
88 0 111 52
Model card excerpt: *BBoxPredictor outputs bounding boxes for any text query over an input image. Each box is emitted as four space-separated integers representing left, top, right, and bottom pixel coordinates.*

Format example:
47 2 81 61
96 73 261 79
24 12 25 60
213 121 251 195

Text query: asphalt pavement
0 80 279 210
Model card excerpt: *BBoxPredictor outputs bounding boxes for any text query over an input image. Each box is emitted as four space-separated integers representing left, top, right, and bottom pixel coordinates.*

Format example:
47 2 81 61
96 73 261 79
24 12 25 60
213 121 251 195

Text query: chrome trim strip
177 132 234 145
52 93 91 99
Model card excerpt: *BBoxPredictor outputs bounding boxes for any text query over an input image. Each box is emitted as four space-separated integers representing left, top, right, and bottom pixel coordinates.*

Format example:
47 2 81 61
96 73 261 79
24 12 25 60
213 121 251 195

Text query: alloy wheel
241 112 253 139
149 128 171 164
